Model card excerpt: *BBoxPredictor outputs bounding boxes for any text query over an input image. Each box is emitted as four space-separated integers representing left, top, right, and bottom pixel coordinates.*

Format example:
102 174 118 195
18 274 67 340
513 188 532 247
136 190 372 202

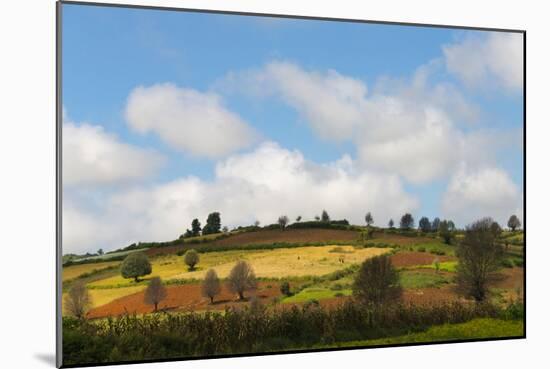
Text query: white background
0 0 547 368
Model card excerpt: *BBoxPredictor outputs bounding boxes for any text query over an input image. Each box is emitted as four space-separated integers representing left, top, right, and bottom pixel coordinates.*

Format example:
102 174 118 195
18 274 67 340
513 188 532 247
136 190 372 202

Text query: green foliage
280 281 292 297
507 215 521 231
438 220 455 245
191 218 202 237
457 218 504 302
120 253 152 282
202 212 222 235
399 271 449 289
352 254 401 305
419 217 431 232
62 301 520 365
183 249 200 271
400 213 414 230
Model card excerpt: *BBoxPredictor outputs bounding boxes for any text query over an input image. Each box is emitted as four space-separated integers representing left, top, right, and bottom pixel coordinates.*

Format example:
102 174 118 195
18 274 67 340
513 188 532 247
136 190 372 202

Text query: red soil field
88 281 282 319
146 228 360 257
390 251 455 268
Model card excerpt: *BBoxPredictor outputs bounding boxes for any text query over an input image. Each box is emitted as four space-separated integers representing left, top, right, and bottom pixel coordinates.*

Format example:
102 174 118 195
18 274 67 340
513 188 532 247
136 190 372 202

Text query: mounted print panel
57 1 525 367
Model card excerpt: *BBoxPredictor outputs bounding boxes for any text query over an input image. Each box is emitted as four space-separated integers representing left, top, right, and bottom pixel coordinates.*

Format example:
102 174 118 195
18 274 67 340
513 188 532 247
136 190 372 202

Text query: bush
418 247 426 253
183 249 200 271
352 254 401 305
280 281 292 297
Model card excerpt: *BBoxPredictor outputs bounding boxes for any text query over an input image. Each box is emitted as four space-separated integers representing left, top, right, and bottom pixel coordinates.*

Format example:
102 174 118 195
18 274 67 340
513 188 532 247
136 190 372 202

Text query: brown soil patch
402 285 464 305
490 267 524 290
88 281 282 319
390 251 455 268
146 229 360 257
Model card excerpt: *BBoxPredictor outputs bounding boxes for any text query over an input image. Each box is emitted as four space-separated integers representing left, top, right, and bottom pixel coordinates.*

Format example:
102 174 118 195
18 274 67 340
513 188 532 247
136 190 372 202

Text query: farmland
62 225 524 365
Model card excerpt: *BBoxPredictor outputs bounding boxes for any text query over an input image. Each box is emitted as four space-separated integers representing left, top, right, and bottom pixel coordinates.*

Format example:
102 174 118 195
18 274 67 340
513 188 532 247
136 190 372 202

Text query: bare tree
64 281 92 319
352 254 401 306
227 260 257 300
278 215 289 230
144 276 167 312
202 269 221 304
457 218 504 302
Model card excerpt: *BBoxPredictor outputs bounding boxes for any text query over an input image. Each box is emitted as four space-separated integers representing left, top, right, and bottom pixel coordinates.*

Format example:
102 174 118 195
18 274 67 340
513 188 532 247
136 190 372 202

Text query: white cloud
63 121 164 186
443 32 523 91
222 61 487 184
125 83 258 158
441 164 522 227
63 142 418 254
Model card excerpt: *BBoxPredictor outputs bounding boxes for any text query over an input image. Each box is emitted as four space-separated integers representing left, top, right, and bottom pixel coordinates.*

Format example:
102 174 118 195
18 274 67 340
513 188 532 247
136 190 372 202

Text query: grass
282 287 352 303
418 261 458 273
62 285 146 315
62 261 120 282
317 318 523 348
87 245 392 289
399 270 450 289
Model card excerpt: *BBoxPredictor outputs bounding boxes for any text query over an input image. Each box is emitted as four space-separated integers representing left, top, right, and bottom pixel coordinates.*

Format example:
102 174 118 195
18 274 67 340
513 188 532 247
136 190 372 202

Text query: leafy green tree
439 220 454 244
191 218 201 237
278 215 289 230
352 254 401 305
64 281 92 319
388 219 394 228
202 212 221 235
227 260 257 300
431 217 441 232
419 217 431 232
202 269 221 304
121 252 152 282
184 249 200 271
365 212 373 227
97 248 104 256
457 218 504 302
507 215 521 231
400 213 414 230
321 210 330 222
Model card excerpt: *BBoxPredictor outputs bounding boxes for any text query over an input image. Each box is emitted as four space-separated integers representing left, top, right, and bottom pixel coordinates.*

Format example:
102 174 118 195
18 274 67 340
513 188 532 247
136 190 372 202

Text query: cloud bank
125 83 258 158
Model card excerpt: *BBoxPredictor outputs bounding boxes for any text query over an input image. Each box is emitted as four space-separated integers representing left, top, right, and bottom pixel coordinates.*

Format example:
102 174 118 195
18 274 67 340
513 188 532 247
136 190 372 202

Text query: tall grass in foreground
63 300 523 365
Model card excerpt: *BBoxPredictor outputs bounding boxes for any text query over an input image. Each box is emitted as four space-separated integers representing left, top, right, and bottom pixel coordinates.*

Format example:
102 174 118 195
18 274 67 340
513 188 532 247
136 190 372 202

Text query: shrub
144 277 167 312
227 261 257 300
184 249 200 271
418 247 426 252
280 281 292 297
202 269 221 304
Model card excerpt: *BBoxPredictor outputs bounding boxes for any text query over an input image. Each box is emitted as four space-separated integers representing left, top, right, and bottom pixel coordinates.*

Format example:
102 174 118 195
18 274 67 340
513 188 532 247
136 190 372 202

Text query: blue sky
62 4 524 253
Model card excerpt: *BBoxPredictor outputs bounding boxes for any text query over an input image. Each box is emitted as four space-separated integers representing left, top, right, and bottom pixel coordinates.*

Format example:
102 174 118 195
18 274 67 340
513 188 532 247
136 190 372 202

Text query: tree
202 269 221 304
278 215 289 230
439 220 454 244
388 219 394 228
191 218 202 237
64 281 92 319
419 217 431 232
121 252 152 282
314 215 320 221
296 216 302 222
431 217 441 232
227 260 257 300
222 226 229 233
280 281 292 296
97 248 104 256
254 220 260 227
507 215 521 231
321 210 330 222
456 217 504 302
365 212 374 227
144 277 167 312
352 254 401 305
448 220 456 231
400 213 414 230
184 249 200 271
202 212 221 235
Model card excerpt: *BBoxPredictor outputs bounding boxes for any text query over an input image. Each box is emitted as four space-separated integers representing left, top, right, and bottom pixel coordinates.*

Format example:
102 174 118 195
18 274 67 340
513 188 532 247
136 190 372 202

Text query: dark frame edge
58 0 526 33
56 1 63 368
